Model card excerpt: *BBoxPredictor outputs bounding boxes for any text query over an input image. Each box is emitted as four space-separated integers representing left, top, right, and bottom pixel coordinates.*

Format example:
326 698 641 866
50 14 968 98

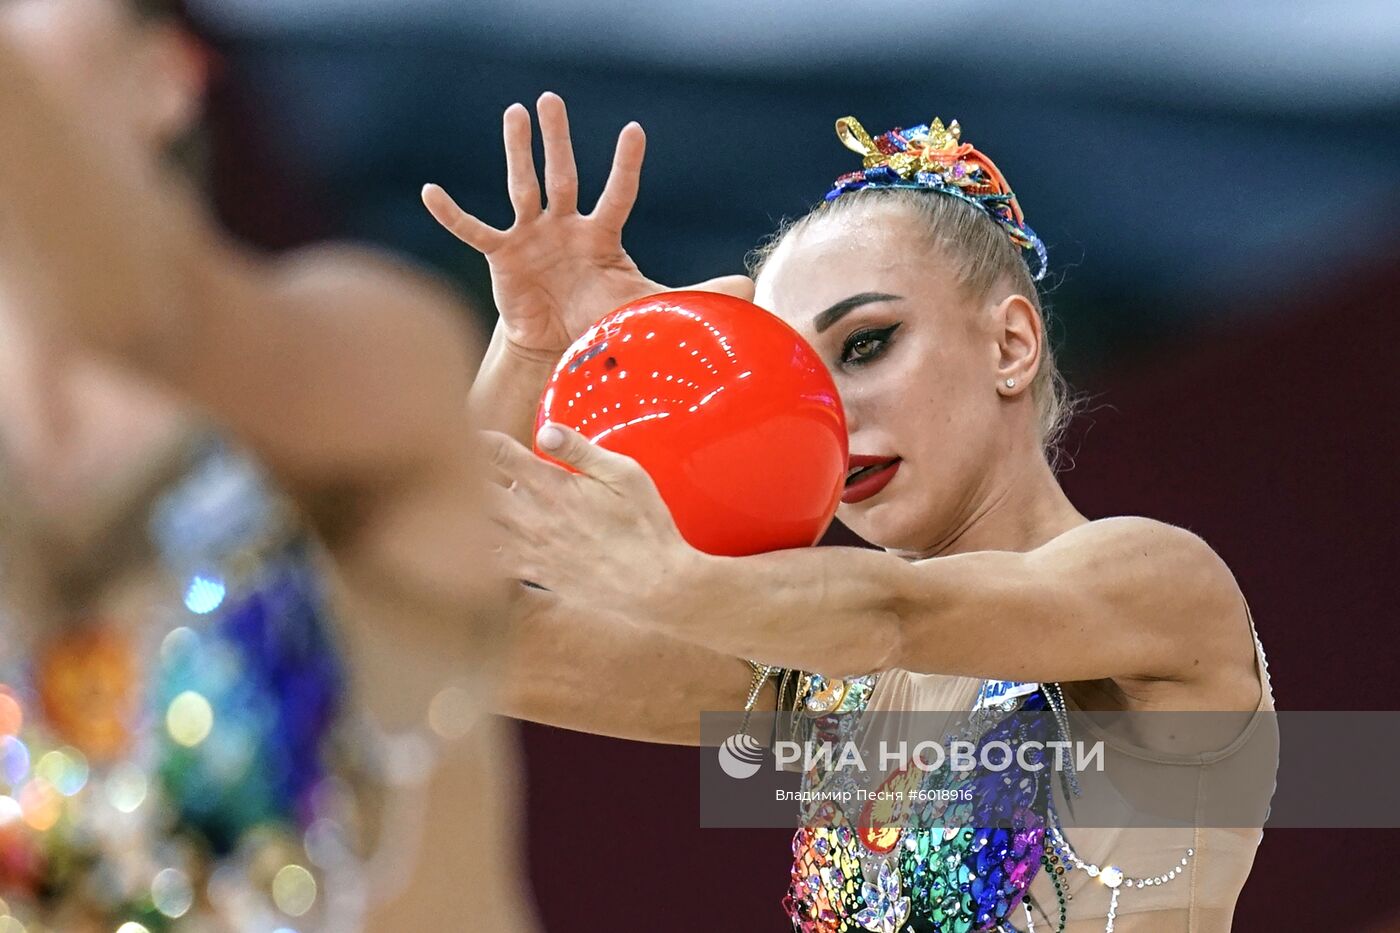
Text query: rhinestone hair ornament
824 115 1049 282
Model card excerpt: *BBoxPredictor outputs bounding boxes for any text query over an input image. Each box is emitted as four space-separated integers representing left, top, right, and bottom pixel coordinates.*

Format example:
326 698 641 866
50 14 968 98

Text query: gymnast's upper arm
894 516 1246 685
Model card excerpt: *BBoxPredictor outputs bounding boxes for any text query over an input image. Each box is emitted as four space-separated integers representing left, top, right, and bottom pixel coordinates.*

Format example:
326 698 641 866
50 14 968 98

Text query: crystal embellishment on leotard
806 674 850 714
804 673 880 716
1045 824 1198 933
853 857 912 933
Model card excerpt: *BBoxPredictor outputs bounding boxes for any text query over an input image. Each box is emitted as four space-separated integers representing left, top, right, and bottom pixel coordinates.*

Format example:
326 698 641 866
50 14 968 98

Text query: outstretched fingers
432 102 643 247
503 102 542 223
591 121 646 234
536 92 579 215
421 184 506 253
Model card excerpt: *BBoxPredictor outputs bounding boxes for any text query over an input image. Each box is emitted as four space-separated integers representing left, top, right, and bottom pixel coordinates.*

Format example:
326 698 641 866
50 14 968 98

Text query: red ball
535 291 848 556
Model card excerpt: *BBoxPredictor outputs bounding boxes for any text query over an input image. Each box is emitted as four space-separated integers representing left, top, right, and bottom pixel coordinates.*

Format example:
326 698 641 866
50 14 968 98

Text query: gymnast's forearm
468 317 561 448
497 595 774 745
650 544 914 679
652 526 1199 685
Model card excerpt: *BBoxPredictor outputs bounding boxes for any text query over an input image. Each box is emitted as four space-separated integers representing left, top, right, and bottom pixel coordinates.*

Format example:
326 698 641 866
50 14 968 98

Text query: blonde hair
746 188 1076 466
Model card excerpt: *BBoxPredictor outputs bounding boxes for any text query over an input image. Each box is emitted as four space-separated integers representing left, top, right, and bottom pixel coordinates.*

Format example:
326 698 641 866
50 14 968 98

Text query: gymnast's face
0 0 202 150
754 206 1025 554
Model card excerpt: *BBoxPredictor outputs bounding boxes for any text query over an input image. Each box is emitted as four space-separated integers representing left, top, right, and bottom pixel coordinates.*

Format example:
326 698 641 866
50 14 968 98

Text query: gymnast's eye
840 324 901 366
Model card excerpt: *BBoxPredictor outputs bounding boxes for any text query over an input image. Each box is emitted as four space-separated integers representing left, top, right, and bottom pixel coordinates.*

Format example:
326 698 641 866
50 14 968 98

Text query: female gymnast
426 94 1276 932
0 6 538 928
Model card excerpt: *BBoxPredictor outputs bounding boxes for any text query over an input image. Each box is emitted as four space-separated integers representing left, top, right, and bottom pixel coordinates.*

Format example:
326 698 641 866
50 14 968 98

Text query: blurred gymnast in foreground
0 2 536 928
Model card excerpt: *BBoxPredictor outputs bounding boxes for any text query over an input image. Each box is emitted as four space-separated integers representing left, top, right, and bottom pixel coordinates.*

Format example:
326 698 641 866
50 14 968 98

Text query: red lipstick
841 455 901 504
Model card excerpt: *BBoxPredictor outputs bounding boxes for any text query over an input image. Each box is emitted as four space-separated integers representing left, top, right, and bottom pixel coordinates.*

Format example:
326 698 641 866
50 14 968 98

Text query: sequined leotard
776 614 1275 933
782 672 1066 933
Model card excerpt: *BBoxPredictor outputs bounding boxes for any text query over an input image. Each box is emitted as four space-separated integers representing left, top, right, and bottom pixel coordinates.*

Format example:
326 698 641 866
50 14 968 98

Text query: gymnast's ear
990 290 1043 395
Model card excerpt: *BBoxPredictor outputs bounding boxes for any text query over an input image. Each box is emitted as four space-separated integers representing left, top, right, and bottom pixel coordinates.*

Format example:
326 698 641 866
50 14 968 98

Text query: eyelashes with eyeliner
839 323 902 366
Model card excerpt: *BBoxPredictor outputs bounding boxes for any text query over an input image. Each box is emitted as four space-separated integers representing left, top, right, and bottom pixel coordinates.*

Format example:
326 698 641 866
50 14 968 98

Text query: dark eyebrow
812 292 904 333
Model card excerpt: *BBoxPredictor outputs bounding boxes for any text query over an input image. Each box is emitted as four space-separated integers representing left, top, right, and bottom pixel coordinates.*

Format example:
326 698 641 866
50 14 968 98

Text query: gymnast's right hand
422 92 751 355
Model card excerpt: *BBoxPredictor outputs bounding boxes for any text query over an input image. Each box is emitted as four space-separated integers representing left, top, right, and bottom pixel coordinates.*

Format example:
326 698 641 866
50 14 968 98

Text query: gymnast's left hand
480 423 699 612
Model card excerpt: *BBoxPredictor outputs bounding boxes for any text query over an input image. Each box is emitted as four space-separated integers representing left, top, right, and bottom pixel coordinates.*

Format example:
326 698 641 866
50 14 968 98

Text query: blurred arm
0 44 474 494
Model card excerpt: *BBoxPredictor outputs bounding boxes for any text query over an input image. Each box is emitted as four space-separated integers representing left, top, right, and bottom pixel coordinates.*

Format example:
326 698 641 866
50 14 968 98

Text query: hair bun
826 114 1048 282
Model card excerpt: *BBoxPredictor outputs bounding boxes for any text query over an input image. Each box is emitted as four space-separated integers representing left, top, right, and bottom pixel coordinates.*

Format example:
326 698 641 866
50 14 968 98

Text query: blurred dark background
186 2 1399 929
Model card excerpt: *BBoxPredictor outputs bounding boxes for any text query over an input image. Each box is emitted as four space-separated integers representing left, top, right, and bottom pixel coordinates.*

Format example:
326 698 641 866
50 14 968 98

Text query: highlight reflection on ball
536 291 848 556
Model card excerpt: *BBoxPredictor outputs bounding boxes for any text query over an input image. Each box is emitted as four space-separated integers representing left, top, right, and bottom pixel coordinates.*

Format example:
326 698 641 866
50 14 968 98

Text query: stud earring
1004 378 1017 389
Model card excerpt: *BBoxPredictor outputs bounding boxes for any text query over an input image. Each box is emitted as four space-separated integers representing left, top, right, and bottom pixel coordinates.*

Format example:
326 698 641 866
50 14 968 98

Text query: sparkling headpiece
825 115 1048 281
